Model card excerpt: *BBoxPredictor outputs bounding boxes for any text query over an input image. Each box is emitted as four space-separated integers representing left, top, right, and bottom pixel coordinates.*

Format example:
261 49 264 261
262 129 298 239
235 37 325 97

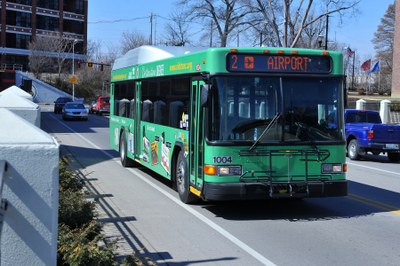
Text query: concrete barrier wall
0 108 59 265
0 93 41 127
0 85 33 101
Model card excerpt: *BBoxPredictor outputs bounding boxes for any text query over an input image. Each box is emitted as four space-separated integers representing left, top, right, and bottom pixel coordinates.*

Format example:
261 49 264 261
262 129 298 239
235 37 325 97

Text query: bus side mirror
200 84 209 107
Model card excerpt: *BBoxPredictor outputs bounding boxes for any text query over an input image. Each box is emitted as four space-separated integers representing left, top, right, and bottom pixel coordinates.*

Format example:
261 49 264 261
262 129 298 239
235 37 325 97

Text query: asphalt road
40 106 400 266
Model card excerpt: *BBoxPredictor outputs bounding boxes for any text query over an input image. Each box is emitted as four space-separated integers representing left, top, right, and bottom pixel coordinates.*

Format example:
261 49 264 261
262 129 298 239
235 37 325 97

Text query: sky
88 0 395 61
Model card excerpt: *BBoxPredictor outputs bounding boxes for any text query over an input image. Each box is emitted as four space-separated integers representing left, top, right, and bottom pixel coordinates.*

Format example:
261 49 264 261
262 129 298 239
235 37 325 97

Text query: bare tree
28 39 51 79
179 0 254 47
28 33 72 78
120 31 150 54
75 40 112 99
244 0 361 48
163 10 191 46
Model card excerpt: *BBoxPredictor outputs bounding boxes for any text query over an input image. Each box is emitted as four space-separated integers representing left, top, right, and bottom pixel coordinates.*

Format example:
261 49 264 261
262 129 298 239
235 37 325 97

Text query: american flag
346 47 354 57
360 59 371 71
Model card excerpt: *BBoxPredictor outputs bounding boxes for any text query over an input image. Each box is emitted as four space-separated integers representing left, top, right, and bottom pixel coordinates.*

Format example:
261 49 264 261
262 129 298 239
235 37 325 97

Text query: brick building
0 0 87 71
392 0 400 97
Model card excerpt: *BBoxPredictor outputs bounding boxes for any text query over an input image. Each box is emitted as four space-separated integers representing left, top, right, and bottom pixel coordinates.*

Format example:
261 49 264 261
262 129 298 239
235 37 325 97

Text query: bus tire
120 131 135 167
175 151 197 204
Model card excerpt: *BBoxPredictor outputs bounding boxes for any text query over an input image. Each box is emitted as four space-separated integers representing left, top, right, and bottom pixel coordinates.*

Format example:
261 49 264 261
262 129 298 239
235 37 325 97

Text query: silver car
62 102 88 121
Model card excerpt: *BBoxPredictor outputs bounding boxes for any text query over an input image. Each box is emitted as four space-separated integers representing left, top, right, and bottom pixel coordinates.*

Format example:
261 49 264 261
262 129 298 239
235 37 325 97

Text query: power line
89 16 149 24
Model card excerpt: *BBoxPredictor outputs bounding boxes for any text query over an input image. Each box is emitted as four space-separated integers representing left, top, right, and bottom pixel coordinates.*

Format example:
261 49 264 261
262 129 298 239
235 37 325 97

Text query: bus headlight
321 164 345 174
217 166 242 176
204 165 242 176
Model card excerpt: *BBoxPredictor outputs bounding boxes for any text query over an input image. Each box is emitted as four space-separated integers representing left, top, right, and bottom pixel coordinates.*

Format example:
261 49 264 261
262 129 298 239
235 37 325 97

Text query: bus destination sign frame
226 53 332 74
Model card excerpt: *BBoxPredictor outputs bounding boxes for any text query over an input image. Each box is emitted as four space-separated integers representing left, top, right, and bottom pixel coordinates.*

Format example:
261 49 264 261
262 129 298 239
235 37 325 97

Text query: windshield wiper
249 112 281 151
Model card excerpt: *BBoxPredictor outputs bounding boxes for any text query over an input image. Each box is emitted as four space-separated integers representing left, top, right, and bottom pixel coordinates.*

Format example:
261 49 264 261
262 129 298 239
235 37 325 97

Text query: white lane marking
49 113 277 266
347 162 399 176
127 167 276 266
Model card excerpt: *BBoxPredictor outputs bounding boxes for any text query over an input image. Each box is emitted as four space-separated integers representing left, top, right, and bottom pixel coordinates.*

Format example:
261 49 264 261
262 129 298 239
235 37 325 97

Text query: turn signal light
204 165 216 175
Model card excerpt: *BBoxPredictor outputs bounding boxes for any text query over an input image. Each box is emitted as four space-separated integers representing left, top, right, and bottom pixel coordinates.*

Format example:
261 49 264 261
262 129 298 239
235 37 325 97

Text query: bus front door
134 82 141 162
189 80 204 196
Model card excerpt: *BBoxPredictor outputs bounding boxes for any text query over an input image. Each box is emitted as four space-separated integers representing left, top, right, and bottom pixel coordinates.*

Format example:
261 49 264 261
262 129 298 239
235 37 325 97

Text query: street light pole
325 15 329 50
72 39 78 101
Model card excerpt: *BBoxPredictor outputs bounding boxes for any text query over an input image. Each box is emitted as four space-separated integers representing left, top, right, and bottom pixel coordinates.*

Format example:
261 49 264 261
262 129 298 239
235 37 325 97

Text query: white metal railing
1 64 23 71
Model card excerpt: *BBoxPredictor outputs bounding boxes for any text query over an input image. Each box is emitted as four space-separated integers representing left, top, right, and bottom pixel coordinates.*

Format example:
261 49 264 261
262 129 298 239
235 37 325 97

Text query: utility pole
72 39 78 101
209 20 213 47
283 3 288 47
150 13 153 45
325 15 329 50
154 14 157 45
352 50 356 90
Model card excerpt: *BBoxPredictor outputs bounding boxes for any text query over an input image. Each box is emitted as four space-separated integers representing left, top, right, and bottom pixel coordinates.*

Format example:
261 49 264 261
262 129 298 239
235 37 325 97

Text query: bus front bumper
202 180 348 201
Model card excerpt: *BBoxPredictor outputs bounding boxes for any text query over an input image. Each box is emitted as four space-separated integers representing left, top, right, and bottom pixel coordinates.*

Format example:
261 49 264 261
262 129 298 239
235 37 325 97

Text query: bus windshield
209 76 343 144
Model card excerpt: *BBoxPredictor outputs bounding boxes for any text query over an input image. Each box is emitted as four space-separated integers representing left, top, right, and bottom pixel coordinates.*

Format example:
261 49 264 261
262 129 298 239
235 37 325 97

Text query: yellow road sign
69 75 78 84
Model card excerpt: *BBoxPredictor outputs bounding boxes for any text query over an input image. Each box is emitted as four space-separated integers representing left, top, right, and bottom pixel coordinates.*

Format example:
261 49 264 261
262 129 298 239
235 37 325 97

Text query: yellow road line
349 193 400 215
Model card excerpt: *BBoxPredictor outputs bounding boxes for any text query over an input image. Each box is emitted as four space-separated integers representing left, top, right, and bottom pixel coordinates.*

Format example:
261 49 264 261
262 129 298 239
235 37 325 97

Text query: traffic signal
77 60 81 68
100 63 104 71
87 62 93 68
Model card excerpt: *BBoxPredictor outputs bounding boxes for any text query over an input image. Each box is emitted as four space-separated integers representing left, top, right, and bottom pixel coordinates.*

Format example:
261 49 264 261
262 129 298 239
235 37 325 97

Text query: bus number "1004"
213 156 233 164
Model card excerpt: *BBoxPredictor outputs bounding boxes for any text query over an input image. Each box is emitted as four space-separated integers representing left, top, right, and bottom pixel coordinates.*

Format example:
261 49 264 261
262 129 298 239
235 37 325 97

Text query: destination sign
226 53 331 73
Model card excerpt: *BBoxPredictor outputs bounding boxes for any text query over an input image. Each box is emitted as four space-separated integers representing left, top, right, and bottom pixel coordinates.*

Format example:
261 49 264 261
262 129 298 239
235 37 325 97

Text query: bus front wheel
175 151 197 204
120 131 135 167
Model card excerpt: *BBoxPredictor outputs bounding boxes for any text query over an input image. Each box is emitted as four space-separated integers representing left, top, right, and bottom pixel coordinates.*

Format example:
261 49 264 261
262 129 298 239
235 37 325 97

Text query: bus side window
142 99 153 122
169 101 184 128
154 100 167 125
129 99 135 119
114 99 119 116
119 99 130 117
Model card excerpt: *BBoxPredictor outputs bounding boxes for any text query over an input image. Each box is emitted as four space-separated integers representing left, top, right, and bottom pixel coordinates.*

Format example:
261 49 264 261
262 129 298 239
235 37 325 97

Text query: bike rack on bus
239 148 331 197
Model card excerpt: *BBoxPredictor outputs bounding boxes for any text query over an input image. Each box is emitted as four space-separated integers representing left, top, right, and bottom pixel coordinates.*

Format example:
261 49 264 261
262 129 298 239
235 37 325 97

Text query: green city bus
110 46 348 203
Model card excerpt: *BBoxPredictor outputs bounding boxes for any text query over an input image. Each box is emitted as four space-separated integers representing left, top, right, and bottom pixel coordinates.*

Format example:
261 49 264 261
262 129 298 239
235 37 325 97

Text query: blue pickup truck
345 109 400 162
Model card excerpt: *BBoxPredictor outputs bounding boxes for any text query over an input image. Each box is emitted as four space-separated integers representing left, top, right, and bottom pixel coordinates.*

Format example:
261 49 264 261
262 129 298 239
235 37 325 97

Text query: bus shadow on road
201 180 400 222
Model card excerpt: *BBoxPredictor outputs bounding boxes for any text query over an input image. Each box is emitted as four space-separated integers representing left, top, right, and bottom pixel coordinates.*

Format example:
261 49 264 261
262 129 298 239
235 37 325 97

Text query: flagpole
378 60 381 91
378 66 381 91
352 51 355 90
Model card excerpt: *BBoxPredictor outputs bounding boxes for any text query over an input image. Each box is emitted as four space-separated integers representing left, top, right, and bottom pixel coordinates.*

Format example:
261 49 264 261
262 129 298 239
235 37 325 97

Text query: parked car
88 100 96 114
62 102 88 121
54 97 72 114
93 96 110 115
344 109 400 162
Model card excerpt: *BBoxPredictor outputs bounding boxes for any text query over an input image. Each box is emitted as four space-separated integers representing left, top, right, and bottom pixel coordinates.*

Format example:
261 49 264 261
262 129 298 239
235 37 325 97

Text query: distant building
0 0 88 71
392 0 400 97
